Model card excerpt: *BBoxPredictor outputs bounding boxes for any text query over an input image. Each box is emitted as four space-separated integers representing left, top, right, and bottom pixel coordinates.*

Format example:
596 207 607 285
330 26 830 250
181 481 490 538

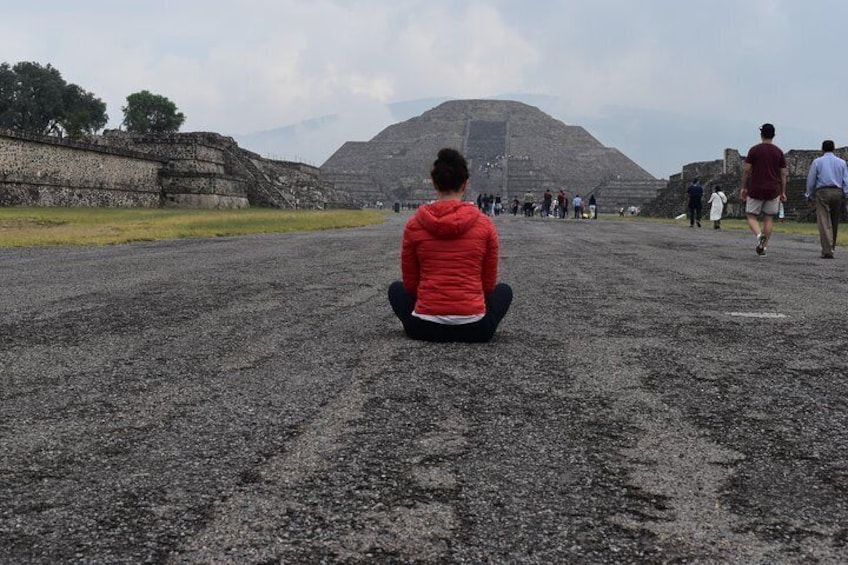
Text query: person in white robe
708 185 728 229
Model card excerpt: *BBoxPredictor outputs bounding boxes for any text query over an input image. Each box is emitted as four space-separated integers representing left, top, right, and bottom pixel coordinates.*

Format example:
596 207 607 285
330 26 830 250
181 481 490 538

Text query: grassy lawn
615 214 843 245
0 207 385 247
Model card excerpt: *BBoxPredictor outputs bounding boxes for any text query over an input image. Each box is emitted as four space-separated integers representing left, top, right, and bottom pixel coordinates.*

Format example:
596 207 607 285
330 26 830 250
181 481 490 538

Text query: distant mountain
233 114 340 165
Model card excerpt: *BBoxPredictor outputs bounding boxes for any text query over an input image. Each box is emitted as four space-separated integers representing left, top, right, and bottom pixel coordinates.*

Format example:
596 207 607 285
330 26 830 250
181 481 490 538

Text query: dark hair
822 139 836 152
713 185 721 192
430 148 469 192
760 123 775 139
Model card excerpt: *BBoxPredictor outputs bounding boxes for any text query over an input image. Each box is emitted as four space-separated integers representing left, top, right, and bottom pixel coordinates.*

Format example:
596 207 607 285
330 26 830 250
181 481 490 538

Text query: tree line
0 61 186 139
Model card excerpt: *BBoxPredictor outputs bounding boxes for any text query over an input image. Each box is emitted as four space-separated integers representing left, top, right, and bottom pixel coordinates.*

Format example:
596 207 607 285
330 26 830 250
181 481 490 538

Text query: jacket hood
414 200 481 239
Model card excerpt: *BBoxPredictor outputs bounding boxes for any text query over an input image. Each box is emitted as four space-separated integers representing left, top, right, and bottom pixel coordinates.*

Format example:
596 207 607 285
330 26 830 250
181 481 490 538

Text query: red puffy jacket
401 200 499 316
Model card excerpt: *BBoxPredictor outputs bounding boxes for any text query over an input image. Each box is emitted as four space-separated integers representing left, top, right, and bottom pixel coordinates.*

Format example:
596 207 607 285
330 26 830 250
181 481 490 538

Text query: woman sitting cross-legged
388 148 513 342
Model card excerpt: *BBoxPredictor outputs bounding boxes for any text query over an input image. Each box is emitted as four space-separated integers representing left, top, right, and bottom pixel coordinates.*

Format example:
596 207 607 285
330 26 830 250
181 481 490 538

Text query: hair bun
431 148 469 192
437 148 461 165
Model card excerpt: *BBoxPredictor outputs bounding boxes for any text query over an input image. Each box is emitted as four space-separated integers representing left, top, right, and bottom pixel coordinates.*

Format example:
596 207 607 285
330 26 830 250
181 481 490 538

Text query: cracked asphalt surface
2 214 848 564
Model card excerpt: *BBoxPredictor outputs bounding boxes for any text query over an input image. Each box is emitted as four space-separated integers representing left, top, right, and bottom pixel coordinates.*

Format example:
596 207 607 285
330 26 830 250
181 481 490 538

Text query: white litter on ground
727 312 788 319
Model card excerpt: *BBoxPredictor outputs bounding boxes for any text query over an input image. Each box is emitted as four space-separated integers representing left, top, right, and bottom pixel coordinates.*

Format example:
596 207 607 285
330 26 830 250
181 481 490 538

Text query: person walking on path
686 178 704 227
740 123 787 256
388 148 513 342
523 189 535 217
588 194 598 219
573 194 583 219
707 185 727 229
805 139 848 259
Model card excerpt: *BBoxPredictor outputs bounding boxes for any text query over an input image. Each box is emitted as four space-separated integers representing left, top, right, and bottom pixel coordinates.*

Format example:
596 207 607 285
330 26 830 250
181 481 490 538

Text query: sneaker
756 234 766 255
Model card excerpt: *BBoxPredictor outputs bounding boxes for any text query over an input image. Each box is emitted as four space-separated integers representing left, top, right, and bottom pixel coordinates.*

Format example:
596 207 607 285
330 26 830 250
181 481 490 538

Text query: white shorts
746 197 780 216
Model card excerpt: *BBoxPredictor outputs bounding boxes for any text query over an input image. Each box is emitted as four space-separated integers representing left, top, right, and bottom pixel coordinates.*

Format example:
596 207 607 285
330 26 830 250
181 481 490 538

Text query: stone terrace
0 128 347 210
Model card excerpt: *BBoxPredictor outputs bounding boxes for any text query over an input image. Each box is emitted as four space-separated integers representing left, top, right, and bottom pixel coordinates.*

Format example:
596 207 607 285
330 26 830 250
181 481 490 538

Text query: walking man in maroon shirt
740 123 788 256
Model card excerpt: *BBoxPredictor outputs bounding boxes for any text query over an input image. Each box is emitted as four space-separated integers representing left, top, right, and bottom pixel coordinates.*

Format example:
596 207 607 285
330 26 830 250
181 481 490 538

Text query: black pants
388 281 513 342
688 203 702 225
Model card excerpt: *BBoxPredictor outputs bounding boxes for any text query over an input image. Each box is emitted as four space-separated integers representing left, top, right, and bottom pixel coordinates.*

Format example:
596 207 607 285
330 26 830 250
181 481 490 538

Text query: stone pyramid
321 99 657 206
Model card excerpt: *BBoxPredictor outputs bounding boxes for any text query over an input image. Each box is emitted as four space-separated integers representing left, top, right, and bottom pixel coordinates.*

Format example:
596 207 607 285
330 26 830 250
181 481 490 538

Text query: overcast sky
3 0 846 177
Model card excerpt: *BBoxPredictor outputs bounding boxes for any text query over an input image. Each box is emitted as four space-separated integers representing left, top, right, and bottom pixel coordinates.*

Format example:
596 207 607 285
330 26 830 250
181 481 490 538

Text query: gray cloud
0 0 843 177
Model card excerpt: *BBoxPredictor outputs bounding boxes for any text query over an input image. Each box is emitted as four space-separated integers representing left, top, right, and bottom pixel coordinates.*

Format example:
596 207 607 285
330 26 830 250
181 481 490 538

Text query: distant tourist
707 185 728 229
388 148 513 342
511 197 520 215
573 194 583 219
542 189 553 217
556 190 566 219
686 177 704 227
523 189 535 217
588 194 598 219
805 139 848 259
741 123 787 256
481 193 491 215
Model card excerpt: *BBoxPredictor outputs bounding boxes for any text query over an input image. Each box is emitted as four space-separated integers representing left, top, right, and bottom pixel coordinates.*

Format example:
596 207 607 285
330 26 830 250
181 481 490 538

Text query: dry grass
0 207 385 247
619 215 844 245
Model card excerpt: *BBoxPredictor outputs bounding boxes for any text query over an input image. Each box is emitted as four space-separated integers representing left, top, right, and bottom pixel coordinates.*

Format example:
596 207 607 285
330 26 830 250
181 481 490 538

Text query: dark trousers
688 203 702 226
388 281 513 343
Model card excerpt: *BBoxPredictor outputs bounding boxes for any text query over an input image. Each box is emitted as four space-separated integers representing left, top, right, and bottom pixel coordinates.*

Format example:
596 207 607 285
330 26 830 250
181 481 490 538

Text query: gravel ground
1 214 847 564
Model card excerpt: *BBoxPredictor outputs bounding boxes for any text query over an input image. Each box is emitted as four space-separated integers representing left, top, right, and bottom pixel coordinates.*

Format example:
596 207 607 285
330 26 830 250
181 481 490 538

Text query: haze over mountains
233 94 823 179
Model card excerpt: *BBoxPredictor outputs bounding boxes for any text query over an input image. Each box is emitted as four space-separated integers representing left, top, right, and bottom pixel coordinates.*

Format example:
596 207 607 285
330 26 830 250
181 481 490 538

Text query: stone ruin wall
97 131 251 209
0 129 163 207
642 146 848 220
0 129 348 210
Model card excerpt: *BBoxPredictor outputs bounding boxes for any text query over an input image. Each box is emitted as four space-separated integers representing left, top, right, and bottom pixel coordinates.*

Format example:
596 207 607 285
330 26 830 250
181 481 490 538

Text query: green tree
121 90 185 133
0 61 108 137
0 62 65 133
0 64 16 126
61 84 108 138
